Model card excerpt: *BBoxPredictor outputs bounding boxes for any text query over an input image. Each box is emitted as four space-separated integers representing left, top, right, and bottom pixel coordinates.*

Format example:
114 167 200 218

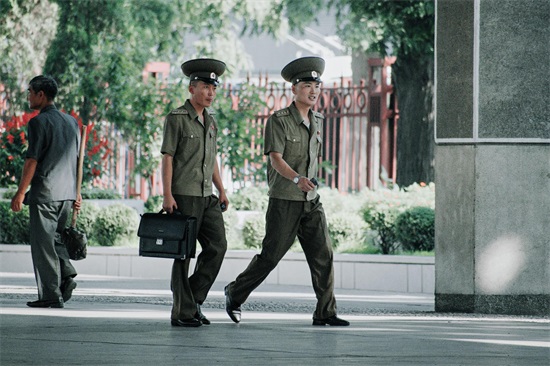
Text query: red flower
19 131 26 143
7 134 14 144
7 155 13 161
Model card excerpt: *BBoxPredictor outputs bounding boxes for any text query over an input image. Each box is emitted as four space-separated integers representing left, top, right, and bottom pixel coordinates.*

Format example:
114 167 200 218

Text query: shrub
75 201 100 238
394 206 435 252
327 212 367 251
241 213 265 249
1 186 18 199
0 201 30 244
229 186 269 211
363 208 401 254
144 194 164 213
92 204 139 246
81 188 122 199
223 207 246 250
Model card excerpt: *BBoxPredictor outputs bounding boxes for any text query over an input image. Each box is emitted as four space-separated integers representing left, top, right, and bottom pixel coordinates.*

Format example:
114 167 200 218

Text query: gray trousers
227 196 337 319
171 195 227 320
29 201 77 301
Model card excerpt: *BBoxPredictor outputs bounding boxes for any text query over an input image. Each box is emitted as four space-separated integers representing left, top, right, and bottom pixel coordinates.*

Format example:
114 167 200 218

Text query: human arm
212 160 228 211
269 152 315 192
10 158 37 212
161 154 178 213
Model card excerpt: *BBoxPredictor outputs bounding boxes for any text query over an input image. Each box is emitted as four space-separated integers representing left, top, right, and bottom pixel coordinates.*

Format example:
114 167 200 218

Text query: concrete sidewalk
1 272 549 365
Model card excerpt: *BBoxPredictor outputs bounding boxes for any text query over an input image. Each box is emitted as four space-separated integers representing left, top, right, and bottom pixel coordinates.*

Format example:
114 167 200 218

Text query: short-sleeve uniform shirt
264 102 324 202
25 105 80 204
160 99 218 197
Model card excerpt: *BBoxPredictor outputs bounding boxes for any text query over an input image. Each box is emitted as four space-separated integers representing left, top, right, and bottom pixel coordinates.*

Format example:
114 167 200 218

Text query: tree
0 0 59 116
238 0 435 186
334 0 435 186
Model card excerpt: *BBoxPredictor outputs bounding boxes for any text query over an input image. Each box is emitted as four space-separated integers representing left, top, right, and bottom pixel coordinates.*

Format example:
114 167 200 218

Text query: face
292 81 321 108
189 81 217 109
27 86 44 110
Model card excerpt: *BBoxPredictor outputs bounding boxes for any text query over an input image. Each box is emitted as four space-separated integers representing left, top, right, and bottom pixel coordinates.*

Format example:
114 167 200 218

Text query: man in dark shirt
11 75 81 308
161 59 229 327
225 57 349 326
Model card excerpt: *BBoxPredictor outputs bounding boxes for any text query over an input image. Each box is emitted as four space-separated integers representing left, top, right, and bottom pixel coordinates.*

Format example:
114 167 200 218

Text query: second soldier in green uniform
225 56 350 327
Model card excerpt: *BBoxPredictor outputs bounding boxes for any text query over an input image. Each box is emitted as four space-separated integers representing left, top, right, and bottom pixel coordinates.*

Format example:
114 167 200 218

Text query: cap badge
210 72 216 79
311 71 318 77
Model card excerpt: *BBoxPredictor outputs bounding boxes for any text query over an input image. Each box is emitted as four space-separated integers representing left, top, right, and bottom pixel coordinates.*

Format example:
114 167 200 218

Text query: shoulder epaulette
313 111 324 119
207 108 216 115
275 109 290 117
170 109 188 115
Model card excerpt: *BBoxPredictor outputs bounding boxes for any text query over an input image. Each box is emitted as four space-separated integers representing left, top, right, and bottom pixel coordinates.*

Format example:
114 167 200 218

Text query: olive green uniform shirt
161 100 218 197
264 102 324 201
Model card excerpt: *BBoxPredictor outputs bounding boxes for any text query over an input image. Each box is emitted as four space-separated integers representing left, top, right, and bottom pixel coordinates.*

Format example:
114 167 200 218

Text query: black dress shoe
61 278 77 302
171 318 202 327
195 303 210 325
312 315 350 326
27 299 64 308
224 286 241 323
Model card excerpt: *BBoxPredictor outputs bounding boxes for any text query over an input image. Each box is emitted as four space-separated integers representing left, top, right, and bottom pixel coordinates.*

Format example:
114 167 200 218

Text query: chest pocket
180 132 201 155
285 135 302 157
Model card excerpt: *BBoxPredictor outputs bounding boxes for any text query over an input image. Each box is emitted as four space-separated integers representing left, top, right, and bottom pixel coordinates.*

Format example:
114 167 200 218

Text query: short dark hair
29 75 58 101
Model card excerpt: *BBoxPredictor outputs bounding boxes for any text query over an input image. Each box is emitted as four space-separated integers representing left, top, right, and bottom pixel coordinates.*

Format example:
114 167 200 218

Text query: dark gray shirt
26 105 80 204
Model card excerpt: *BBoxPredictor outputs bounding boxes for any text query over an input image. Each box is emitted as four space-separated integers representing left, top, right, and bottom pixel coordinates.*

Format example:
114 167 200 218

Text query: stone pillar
434 0 549 315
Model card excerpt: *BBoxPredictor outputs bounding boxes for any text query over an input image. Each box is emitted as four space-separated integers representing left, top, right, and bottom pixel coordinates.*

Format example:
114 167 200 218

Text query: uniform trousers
171 195 227 320
29 201 77 301
227 196 337 319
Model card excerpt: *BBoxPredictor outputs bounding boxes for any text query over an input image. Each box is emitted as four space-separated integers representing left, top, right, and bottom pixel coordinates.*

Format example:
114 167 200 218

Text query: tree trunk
393 55 435 187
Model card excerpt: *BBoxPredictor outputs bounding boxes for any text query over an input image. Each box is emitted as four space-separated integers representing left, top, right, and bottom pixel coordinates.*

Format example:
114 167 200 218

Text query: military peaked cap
281 56 325 85
181 58 226 86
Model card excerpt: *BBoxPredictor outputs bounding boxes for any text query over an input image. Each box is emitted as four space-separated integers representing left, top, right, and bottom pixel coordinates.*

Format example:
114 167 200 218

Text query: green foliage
0 201 30 244
333 0 434 59
92 203 139 246
363 208 400 255
327 212 367 251
241 214 265 250
0 0 59 117
229 186 269 211
81 188 122 199
144 195 164 213
214 83 268 187
360 183 435 254
1 187 17 199
75 201 100 238
223 207 245 250
394 206 435 252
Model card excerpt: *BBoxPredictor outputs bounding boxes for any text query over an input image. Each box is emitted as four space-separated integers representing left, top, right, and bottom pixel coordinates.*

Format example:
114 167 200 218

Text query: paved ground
1 272 548 365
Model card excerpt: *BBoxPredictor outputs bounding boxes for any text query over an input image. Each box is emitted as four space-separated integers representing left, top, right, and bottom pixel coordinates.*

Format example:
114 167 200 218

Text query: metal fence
1 58 396 199
93 69 396 199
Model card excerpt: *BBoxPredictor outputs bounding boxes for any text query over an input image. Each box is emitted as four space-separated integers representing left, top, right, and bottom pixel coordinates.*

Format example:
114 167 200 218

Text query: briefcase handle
158 209 183 216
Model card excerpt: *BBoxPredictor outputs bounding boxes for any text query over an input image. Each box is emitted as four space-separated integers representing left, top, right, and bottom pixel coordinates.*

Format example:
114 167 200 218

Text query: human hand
297 177 316 192
163 196 178 214
219 193 229 212
10 192 25 212
73 194 82 213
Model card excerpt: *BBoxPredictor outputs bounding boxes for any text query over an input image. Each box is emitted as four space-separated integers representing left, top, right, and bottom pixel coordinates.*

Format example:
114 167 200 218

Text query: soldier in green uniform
225 57 350 326
161 58 229 327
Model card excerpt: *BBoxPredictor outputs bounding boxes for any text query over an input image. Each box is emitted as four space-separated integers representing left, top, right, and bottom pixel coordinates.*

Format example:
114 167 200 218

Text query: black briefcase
137 210 197 259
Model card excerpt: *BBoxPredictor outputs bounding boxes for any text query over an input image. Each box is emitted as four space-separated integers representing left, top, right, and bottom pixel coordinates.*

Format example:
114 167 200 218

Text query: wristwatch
293 175 301 184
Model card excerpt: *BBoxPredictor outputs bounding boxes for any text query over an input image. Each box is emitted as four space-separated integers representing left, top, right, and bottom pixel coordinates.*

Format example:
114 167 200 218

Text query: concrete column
434 0 549 315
